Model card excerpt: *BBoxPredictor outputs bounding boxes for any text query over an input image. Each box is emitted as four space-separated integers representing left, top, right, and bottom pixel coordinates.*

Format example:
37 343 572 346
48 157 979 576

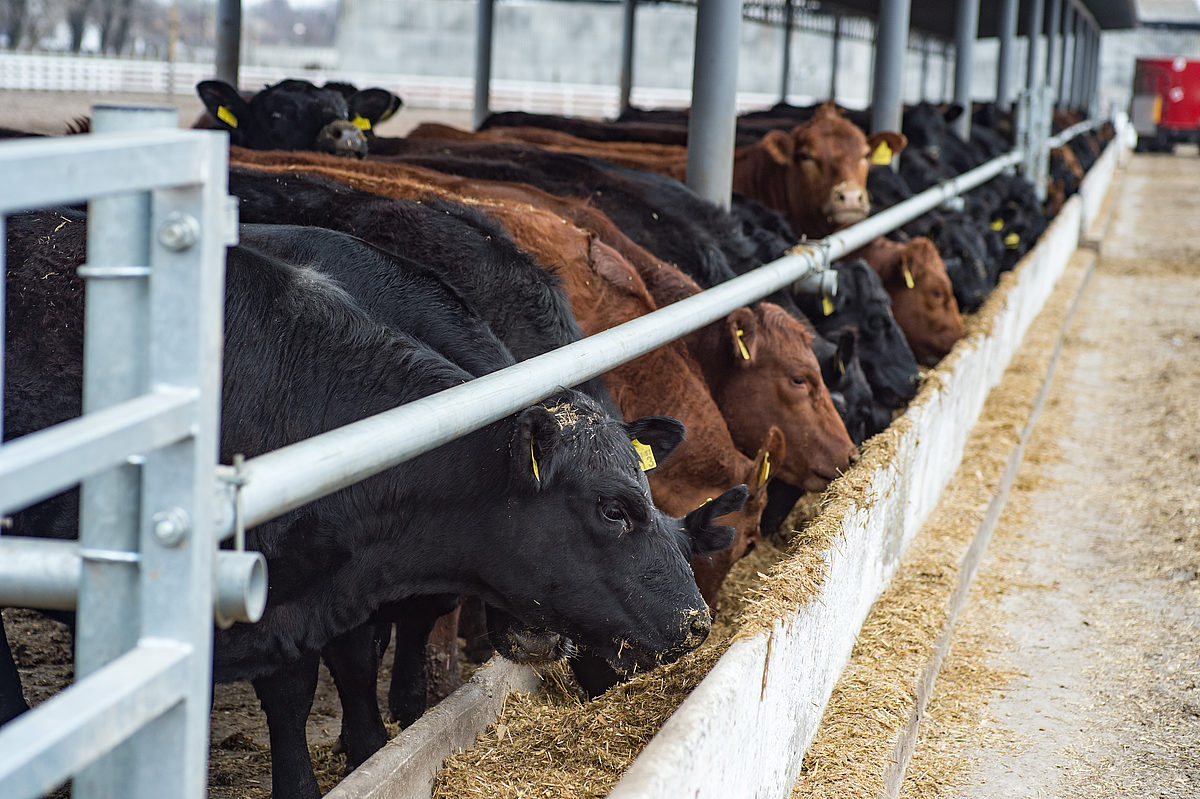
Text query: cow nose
688 608 711 640
316 120 368 158
832 181 869 211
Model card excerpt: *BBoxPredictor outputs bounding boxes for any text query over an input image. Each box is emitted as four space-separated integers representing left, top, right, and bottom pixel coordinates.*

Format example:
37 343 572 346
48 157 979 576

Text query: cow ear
624 415 686 472
196 80 250 132
747 426 786 495
867 131 907 162
512 405 558 490
942 104 965 124
727 307 758 365
683 484 748 556
349 88 402 130
829 328 856 382
761 129 795 166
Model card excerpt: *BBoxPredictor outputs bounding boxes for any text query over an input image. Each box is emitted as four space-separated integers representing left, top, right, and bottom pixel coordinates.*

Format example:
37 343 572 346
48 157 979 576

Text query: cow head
746 104 906 238
706 303 858 492
196 78 398 157
479 392 743 675
867 238 963 366
803 259 921 411
689 428 782 610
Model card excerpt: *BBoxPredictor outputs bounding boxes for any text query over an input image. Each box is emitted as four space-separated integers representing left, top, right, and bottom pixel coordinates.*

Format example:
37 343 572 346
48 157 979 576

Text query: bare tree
0 0 31 49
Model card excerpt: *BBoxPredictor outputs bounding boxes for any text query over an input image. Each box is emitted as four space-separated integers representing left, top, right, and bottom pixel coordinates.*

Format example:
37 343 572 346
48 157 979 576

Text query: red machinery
1131 56 1200 151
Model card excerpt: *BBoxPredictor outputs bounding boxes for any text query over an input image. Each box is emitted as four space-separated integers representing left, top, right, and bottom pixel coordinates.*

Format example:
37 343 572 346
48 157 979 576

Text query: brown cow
230 147 774 607
851 236 963 365
375 163 857 493
406 103 907 240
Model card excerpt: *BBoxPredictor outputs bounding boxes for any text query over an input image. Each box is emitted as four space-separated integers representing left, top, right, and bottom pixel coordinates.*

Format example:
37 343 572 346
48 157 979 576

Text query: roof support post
619 0 637 115
1059 1 1074 106
1088 24 1101 117
871 0 910 146
919 36 930 102
996 0 1019 110
473 0 495 130
829 12 842 102
685 0 740 209
952 0 979 140
1080 12 1089 112
1025 0 1044 92
943 42 953 102
215 0 240 86
779 0 793 102
1045 0 1062 108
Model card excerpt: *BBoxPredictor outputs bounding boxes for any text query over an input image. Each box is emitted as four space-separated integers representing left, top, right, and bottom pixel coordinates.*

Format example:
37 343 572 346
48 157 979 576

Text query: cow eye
599 499 631 531
796 150 813 162
790 376 808 388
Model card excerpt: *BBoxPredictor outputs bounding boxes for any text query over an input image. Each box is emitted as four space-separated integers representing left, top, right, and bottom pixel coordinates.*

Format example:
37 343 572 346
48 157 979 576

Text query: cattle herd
0 77 1112 797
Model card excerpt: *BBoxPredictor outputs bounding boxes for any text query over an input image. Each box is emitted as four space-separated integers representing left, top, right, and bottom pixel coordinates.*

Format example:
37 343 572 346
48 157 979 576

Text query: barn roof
679 0 1141 39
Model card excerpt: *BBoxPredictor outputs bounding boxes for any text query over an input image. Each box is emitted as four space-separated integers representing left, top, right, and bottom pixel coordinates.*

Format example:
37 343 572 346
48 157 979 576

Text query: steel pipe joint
792 268 838 300
214 550 268 628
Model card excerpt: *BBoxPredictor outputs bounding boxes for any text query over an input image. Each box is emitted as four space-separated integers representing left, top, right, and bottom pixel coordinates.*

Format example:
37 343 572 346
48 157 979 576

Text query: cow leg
457 595 494 663
423 605 462 707
385 596 458 726
0 612 31 725
252 653 321 799
323 623 388 774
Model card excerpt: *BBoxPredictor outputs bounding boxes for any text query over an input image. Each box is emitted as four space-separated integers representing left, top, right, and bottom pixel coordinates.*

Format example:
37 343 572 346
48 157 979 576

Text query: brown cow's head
745 104 906 238
690 427 782 611
705 303 858 493
866 237 963 366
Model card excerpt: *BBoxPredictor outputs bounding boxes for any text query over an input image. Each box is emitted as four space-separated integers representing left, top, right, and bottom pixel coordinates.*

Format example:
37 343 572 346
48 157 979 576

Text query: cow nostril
689 612 710 637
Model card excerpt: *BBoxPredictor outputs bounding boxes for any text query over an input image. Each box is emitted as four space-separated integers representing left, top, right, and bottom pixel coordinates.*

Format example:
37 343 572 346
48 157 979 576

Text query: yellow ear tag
903 266 915 289
351 114 372 131
989 218 1004 231
217 105 239 129
871 140 893 165
837 356 846 376
758 451 771 487
735 328 751 361
822 295 834 316
1004 232 1020 249
530 440 540 483
631 439 657 472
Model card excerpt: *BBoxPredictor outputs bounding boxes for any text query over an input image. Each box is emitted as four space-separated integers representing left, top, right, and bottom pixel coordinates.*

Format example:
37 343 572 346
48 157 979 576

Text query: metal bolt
152 508 190 547
158 212 199 252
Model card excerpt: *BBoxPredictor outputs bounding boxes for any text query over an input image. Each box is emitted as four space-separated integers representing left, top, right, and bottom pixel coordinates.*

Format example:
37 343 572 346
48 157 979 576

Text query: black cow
3 210 736 799
196 78 398 157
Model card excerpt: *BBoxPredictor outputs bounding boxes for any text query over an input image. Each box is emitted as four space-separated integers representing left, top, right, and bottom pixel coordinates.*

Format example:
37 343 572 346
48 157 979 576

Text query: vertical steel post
871 0 910 144
685 0 741 208
130 123 229 799
1026 0 1045 92
943 42 953 102
473 0 495 130
214 0 240 86
996 0 1019 110
74 104 177 799
919 37 930 102
618 0 637 115
952 0 979 141
1059 1 1074 106
779 0 793 103
1045 0 1062 106
829 12 842 102
1088 24 1101 117
1072 13 1087 111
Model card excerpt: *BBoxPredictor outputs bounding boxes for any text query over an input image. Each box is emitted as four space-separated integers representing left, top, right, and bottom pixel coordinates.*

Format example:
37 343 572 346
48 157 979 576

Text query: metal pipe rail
211 145 1031 544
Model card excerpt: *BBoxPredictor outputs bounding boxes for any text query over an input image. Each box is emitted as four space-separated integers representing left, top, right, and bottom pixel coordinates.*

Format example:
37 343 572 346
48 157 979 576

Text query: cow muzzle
315 119 368 159
823 180 870 228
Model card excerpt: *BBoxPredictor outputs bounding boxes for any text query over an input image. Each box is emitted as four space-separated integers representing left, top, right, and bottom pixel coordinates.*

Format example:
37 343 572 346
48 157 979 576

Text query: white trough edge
324 658 541 799
607 194 1100 799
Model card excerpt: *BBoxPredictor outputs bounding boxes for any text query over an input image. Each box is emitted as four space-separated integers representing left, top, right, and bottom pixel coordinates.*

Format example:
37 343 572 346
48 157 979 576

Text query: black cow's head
820 259 920 409
478 391 742 675
196 78 399 157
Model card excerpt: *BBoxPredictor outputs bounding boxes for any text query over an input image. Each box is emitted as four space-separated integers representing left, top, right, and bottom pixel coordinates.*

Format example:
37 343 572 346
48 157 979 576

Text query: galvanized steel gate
0 106 263 799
